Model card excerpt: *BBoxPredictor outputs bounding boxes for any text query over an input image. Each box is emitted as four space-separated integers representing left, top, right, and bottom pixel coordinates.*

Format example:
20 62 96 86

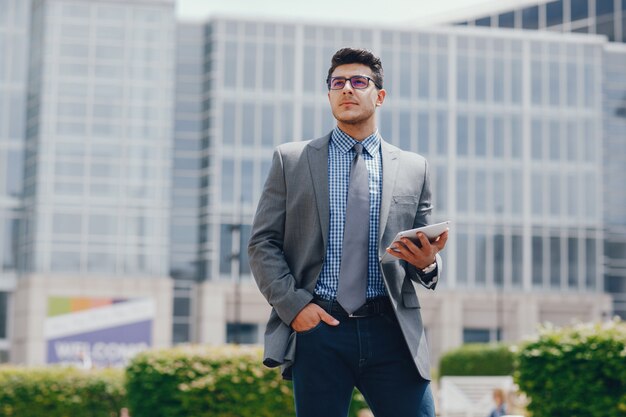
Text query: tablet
381 221 451 263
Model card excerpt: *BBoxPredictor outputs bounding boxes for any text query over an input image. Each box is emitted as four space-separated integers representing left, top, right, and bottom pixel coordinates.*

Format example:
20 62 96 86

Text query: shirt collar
331 126 381 157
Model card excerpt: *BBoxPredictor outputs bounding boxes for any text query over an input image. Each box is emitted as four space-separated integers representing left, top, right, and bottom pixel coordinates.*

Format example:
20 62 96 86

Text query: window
546 1 563 26
585 238 596 289
532 236 544 287
456 55 469 101
243 42 257 90
456 115 468 156
475 116 486 157
173 323 190 344
457 169 469 212
463 328 501 343
522 6 539 29
219 224 233 274
226 323 258 344
262 43 275 90
5 150 24 197
596 0 613 16
241 103 256 146
456 232 468 285
223 102 236 145
89 214 117 236
512 235 522 286
224 41 237 87
53 213 82 235
570 0 588 21
568 237 578 289
0 292 7 338
550 236 561 288
475 233 487 285
494 233 504 286
498 12 515 28
51 251 81 272
475 17 491 27
2 219 18 271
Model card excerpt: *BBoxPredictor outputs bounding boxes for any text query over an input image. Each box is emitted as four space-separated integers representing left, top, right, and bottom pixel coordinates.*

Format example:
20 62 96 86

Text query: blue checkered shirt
314 127 386 300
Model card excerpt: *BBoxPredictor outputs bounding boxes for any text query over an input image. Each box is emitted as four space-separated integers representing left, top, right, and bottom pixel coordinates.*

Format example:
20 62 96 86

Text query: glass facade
170 22 204 343
452 0 626 317
203 18 605 296
0 0 31 362
19 0 175 277
458 0 626 43
603 45 626 318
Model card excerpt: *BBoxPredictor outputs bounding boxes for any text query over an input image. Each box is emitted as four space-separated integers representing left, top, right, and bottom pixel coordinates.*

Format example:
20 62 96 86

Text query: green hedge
125 345 368 417
515 319 626 417
439 343 514 377
0 366 125 417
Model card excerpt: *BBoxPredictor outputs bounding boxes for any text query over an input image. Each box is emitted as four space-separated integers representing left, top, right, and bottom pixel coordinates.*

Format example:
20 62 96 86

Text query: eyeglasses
327 75 381 90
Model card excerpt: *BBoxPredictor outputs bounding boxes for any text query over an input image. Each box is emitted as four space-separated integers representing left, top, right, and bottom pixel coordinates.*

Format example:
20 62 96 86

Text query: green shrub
0 366 125 417
439 343 514 377
125 344 368 417
515 319 626 417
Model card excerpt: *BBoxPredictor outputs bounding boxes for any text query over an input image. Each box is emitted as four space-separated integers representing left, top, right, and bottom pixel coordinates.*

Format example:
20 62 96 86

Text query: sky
176 0 533 26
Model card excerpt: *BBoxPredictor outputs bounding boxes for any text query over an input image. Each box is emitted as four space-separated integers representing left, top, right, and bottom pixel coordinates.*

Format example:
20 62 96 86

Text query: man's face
327 63 385 127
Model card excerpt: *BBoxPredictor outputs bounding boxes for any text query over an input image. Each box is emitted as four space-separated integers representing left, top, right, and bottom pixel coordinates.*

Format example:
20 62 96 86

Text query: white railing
438 376 519 417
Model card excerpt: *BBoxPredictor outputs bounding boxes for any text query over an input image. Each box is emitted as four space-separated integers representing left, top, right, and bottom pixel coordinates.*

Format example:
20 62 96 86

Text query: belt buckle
348 305 370 318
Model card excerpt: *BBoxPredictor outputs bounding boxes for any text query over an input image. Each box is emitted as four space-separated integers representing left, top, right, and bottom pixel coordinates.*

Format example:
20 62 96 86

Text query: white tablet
381 221 451 263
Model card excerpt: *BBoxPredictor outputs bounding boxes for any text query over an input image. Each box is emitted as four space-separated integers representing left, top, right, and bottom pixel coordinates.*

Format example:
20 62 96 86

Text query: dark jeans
292 302 435 417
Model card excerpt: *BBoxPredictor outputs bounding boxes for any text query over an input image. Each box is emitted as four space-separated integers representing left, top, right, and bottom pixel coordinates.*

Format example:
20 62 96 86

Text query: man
248 47 448 417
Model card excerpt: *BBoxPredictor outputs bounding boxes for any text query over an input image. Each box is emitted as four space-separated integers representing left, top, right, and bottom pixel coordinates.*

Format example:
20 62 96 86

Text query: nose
341 80 355 93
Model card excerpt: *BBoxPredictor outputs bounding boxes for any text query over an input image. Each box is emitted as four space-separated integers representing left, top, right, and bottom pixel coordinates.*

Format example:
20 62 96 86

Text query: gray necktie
337 143 369 314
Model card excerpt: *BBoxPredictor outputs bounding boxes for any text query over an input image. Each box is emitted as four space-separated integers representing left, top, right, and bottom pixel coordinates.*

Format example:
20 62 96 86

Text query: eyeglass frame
326 75 382 91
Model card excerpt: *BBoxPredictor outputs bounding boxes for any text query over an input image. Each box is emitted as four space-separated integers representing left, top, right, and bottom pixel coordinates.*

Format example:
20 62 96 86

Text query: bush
125 345 368 417
515 319 626 417
439 343 514 378
0 366 125 417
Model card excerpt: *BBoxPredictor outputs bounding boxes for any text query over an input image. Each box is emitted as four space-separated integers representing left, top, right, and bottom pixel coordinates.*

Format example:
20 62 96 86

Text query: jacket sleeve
247 147 313 326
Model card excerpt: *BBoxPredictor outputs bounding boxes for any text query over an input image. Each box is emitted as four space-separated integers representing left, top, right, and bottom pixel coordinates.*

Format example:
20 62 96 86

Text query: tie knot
353 143 364 155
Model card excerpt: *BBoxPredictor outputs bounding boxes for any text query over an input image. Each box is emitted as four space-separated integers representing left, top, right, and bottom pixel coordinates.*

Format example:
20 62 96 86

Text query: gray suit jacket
248 133 442 380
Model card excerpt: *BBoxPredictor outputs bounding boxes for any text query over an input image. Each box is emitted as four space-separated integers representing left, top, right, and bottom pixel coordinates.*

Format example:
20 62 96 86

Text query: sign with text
45 297 154 367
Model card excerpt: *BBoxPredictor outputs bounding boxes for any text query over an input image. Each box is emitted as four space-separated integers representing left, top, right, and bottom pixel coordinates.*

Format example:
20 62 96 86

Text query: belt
312 296 393 318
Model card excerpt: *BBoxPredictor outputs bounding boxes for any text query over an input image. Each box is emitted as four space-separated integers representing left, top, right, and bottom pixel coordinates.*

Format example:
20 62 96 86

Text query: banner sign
45 297 155 367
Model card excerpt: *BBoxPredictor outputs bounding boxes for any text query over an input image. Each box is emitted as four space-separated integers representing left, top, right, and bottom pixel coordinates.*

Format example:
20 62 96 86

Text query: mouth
340 102 357 106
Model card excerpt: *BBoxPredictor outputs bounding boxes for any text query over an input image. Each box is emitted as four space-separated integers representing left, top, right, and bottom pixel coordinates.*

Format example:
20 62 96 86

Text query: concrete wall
10 274 172 365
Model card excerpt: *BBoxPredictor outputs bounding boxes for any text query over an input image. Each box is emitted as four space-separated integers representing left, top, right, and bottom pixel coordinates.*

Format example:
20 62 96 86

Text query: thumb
319 311 340 326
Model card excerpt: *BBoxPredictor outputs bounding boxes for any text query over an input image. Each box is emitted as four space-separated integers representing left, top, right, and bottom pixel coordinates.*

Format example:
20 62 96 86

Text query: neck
336 121 377 141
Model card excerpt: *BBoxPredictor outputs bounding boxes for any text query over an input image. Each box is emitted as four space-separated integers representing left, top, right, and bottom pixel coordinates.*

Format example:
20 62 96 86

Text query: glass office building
20 0 174 276
0 0 31 362
452 0 626 320
456 0 625 42
3 0 176 365
194 17 610 355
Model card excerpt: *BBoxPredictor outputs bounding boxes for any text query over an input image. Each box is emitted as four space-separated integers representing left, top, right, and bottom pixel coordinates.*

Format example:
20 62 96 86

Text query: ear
376 89 386 107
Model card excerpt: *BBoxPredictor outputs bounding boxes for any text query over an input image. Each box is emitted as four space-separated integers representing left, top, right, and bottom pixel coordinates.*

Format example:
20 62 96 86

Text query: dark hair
326 47 384 89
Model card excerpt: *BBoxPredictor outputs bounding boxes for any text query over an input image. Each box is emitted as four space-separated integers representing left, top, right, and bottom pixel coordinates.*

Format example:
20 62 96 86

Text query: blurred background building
0 0 623 366
451 0 626 334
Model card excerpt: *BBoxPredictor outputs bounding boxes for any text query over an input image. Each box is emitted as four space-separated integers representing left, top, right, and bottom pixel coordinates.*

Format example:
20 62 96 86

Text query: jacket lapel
379 140 399 246
306 134 331 249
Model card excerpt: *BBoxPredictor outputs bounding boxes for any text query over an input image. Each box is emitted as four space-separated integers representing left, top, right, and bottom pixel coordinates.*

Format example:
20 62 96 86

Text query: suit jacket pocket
402 291 421 308
393 195 419 205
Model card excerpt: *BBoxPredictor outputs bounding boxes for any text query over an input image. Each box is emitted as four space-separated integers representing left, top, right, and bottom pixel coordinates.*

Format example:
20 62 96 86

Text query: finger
415 232 431 249
434 230 449 251
319 310 340 326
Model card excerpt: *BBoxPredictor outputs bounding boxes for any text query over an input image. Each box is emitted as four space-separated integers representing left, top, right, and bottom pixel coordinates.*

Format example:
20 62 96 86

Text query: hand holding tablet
382 221 451 263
